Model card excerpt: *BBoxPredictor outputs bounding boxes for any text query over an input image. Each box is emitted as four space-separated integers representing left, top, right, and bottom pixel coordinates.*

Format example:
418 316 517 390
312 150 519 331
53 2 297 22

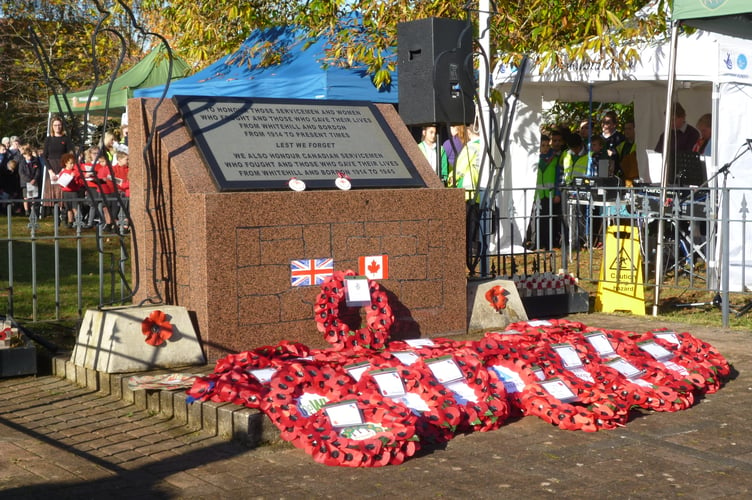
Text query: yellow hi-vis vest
561 149 589 184
453 138 480 201
536 154 559 200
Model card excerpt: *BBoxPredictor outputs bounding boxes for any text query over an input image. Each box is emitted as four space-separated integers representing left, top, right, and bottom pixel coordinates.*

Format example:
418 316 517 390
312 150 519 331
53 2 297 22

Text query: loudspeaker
397 18 475 126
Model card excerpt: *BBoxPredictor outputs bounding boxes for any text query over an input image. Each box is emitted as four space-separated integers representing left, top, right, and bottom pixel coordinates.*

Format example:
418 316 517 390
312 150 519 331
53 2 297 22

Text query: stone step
52 353 280 447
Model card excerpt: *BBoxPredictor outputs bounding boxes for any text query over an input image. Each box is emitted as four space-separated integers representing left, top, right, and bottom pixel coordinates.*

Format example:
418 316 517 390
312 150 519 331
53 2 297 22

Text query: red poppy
484 286 508 312
141 309 173 346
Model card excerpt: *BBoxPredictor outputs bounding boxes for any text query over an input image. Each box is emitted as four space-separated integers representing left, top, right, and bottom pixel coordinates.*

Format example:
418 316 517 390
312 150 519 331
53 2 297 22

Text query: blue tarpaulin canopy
134 26 397 103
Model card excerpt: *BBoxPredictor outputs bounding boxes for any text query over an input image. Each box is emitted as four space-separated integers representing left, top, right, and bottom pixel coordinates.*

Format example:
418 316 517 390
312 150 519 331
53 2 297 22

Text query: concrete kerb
52 353 281 447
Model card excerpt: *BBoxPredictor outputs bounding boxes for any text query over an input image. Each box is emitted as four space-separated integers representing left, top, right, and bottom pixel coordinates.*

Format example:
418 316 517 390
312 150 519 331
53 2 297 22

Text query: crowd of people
414 102 712 253
416 123 480 195
0 117 130 234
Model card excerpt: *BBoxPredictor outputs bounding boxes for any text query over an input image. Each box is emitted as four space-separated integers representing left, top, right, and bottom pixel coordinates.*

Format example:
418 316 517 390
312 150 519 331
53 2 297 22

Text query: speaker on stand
397 18 475 127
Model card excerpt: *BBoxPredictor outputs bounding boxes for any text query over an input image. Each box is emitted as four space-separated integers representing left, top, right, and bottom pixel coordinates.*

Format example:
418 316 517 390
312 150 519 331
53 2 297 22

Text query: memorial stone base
467 279 528 333
129 98 468 359
72 305 205 373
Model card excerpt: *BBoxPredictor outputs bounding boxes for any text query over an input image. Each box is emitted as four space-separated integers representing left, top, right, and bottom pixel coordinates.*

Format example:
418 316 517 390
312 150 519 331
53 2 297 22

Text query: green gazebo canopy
48 43 191 115
673 0 752 39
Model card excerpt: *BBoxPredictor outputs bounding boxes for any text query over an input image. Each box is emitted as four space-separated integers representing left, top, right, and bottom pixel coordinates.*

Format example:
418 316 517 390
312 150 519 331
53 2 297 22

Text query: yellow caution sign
595 225 645 315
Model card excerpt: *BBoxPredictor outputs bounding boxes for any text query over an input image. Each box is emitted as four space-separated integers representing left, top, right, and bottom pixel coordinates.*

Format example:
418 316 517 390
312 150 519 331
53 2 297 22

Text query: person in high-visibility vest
617 120 639 186
560 133 589 185
452 126 481 202
417 125 449 184
527 130 565 249
560 133 590 249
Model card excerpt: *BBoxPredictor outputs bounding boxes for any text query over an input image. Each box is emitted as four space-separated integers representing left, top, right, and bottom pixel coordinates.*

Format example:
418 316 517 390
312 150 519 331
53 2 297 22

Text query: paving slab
0 313 750 498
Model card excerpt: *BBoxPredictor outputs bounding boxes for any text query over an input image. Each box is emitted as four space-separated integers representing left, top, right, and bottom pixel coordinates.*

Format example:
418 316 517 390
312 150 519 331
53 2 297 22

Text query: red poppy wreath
314 270 394 351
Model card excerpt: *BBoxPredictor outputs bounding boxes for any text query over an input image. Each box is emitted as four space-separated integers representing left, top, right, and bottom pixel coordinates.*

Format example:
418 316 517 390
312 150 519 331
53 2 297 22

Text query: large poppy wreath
314 270 394 351
260 359 420 467
181 294 732 465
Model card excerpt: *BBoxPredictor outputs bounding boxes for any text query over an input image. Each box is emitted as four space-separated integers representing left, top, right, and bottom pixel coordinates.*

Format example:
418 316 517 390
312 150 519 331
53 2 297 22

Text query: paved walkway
1 313 752 499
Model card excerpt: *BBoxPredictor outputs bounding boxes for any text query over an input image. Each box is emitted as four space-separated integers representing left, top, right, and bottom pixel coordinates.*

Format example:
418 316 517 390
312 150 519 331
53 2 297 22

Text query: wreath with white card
314 269 394 350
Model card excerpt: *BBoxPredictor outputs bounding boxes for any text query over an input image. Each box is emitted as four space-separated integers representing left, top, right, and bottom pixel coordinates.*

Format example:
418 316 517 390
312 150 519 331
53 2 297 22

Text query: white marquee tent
492 28 752 293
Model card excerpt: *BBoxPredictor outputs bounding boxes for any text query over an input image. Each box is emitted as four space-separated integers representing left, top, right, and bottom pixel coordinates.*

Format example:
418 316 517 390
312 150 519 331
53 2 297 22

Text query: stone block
65 360 76 383
75 365 87 388
133 389 147 409
120 375 135 404
186 398 203 431
71 305 205 374
146 390 161 413
159 391 175 419
201 401 229 436
467 278 528 334
52 355 68 377
217 404 236 440
97 371 112 395
172 391 189 424
85 367 99 390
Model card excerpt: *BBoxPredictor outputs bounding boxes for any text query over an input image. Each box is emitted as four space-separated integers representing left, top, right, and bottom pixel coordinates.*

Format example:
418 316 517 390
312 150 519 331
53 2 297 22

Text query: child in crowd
82 146 100 228
93 153 117 232
19 145 42 216
112 152 130 233
2 159 22 214
588 135 605 177
58 152 85 228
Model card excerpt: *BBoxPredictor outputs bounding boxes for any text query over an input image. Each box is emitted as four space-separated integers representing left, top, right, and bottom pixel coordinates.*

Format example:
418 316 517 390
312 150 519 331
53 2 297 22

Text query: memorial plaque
174 96 427 191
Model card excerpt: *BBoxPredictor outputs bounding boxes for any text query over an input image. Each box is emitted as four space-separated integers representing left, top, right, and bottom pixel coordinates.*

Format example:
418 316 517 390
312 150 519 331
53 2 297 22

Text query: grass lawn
0 213 131 353
5 215 751 361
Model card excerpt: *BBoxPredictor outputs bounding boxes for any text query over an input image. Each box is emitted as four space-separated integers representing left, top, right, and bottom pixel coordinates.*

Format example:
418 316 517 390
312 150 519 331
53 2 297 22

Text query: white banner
718 82 752 292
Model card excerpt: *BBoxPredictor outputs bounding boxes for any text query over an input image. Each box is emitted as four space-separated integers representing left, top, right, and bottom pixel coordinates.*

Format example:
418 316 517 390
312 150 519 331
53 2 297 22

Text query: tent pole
478 0 491 276
652 21 681 316
709 82 729 326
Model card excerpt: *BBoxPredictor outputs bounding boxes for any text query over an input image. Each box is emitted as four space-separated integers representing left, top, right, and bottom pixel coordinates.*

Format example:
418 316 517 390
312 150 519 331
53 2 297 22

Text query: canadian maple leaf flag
359 255 389 280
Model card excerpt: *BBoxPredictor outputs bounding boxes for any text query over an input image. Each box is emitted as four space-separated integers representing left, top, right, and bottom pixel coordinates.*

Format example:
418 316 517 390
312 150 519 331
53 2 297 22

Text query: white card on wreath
605 357 645 379
654 331 680 345
247 367 277 383
395 392 430 414
569 366 595 383
639 341 674 361
527 320 552 327
370 368 406 398
392 351 420 366
585 331 617 358
405 338 435 348
323 400 364 427
344 361 371 382
540 378 578 403
445 380 479 404
426 356 464 384
662 360 690 376
552 343 584 369
344 276 371 307
296 392 330 417
490 365 526 394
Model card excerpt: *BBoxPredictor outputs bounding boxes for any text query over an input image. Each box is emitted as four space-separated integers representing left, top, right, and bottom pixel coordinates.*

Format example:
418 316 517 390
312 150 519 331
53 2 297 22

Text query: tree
0 0 144 145
139 0 670 88
0 0 669 143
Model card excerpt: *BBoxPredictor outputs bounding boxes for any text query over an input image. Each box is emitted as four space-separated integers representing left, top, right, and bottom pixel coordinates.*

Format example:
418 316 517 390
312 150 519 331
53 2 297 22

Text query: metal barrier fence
0 196 131 322
5 187 751 325
473 184 752 325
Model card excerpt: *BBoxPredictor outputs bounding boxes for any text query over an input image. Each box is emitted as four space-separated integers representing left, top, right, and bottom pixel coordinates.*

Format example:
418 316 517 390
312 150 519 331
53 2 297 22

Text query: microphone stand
672 141 750 314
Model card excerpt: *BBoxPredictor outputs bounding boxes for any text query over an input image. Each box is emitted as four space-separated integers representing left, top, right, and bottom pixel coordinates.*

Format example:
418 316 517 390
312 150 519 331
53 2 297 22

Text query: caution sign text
595 225 645 315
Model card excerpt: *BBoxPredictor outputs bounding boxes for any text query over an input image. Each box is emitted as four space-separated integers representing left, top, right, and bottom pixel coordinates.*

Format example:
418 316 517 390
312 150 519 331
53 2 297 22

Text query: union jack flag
290 258 334 287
